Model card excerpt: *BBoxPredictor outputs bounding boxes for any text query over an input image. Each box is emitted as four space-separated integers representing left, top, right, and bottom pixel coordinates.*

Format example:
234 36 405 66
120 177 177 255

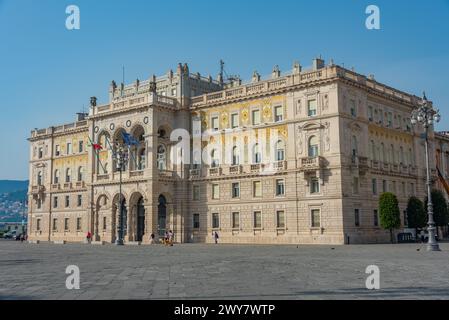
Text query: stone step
91 241 106 245
126 241 141 246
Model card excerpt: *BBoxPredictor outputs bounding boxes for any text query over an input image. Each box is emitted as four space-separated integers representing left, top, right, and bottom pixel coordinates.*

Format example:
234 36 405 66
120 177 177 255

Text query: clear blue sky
1 0 448 180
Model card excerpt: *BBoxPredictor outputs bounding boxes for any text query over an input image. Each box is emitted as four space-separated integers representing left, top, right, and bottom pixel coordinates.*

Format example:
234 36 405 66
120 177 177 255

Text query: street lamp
411 92 441 252
114 143 128 246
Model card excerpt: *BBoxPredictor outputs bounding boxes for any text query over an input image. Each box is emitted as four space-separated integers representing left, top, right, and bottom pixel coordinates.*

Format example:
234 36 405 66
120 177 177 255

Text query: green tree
425 189 449 238
379 192 401 243
406 196 426 239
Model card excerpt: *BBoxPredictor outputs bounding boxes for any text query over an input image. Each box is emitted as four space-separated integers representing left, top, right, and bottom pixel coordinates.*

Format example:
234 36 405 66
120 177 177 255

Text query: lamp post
114 143 128 246
411 92 441 252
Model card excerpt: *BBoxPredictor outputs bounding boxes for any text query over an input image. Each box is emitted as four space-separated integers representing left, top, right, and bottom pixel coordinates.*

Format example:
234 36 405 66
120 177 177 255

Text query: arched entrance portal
136 197 145 242
112 194 127 243
158 195 167 237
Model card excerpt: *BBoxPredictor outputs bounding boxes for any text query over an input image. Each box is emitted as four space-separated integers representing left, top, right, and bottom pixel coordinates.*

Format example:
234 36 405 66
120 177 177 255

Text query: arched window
157 145 167 170
351 136 358 159
380 143 385 163
308 136 319 157
253 144 261 164
390 144 395 164
54 170 60 184
37 171 43 186
66 168 72 183
232 146 239 166
78 167 83 182
138 149 146 170
275 140 285 161
371 141 376 160
211 149 219 168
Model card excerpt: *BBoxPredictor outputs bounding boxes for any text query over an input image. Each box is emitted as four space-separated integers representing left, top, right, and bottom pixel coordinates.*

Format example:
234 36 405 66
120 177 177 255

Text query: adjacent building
27 59 447 244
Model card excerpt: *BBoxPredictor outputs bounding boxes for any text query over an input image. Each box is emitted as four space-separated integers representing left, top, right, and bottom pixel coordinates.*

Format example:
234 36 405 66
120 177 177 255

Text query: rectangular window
36 218 41 231
382 180 387 193
353 177 359 194
411 183 415 196
55 145 60 156
253 211 262 229
171 88 177 96
277 210 285 228
402 182 406 197
253 181 262 197
65 195 70 208
368 106 374 121
77 218 82 231
38 147 43 159
311 209 320 228
350 99 357 117
212 213 220 229
232 212 240 229
232 182 240 198
77 195 82 207
211 116 219 131
372 178 377 195
212 184 220 200
192 185 200 201
355 209 360 227
231 113 239 128
374 210 379 227
37 199 42 209
274 106 283 122
53 197 58 208
392 181 397 194
387 112 393 127
307 99 317 117
193 214 200 229
64 218 69 231
67 143 72 155
52 218 57 231
310 178 320 194
276 179 285 196
252 109 261 125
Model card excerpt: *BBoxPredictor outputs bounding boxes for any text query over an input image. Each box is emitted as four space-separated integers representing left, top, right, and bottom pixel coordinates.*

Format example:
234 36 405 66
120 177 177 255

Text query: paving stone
1 240 449 299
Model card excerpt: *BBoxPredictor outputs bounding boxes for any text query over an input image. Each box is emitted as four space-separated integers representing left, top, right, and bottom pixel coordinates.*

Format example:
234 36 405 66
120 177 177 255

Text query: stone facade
27 59 446 245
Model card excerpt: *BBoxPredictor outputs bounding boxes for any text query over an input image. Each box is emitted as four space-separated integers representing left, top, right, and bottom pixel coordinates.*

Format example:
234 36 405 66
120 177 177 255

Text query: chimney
313 57 325 70
292 61 301 74
272 65 281 78
252 71 261 83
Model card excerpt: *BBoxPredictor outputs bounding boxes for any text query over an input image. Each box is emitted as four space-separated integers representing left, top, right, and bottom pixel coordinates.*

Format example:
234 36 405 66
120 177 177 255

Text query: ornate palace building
27 59 448 245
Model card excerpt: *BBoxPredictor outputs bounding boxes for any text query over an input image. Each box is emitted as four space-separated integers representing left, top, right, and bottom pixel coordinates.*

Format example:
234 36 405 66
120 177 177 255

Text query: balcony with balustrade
299 156 325 172
31 185 45 195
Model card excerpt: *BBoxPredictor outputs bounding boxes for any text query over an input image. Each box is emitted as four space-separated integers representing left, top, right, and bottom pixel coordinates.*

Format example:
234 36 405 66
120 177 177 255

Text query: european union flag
121 132 140 146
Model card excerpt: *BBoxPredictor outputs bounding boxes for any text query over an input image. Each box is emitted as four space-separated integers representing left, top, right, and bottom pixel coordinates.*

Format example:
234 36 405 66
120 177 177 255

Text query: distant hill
0 180 29 194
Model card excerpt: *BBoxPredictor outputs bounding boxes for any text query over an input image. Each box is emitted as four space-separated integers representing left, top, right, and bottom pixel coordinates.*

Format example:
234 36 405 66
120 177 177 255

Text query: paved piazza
1 240 449 300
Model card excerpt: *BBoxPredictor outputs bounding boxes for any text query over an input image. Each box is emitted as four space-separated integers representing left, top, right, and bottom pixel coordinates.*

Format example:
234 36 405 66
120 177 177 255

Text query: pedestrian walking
168 230 174 246
86 231 92 244
164 231 169 246
149 233 155 244
214 231 219 244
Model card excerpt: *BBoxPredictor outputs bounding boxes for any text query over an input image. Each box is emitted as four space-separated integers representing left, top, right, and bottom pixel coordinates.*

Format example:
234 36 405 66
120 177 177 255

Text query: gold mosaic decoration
241 109 249 123
221 112 228 127
263 104 272 120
